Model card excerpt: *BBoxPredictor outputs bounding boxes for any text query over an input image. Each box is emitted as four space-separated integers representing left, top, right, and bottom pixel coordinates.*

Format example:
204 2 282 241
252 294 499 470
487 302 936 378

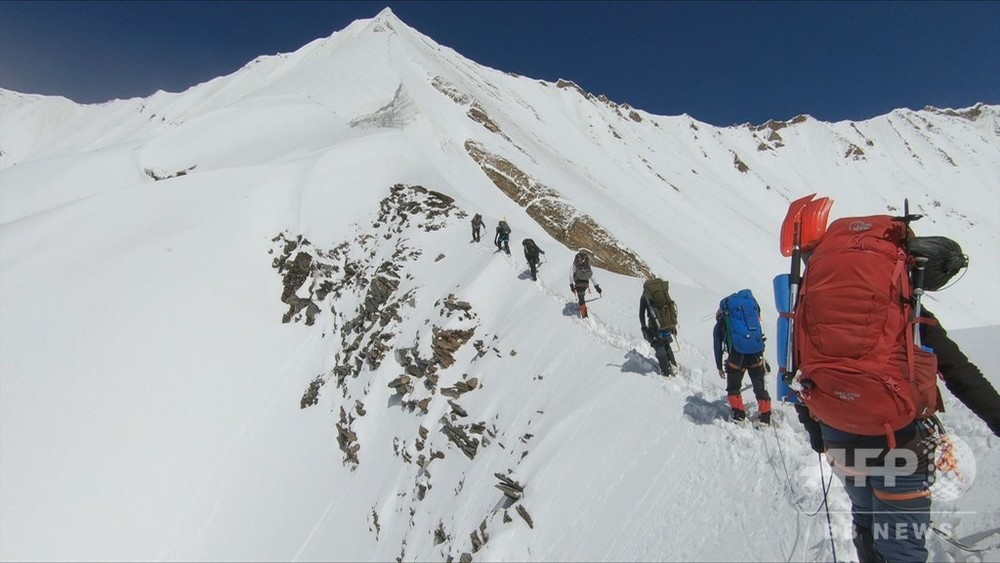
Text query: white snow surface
1 9 998 562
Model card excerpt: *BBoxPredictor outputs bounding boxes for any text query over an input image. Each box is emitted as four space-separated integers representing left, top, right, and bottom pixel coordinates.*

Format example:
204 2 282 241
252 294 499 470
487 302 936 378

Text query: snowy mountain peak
367 6 405 32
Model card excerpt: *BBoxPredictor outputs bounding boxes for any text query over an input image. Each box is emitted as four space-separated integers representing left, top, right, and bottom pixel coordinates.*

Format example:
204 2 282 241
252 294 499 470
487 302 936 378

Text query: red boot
758 400 772 426
727 394 746 422
580 303 588 318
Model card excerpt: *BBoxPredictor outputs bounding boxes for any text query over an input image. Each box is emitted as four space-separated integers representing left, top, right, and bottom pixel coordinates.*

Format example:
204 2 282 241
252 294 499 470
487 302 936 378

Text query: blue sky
1 1 997 126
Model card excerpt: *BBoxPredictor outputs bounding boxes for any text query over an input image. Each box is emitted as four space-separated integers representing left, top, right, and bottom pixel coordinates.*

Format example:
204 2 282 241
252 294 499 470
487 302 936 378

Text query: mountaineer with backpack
778 196 1000 563
471 213 486 243
569 250 601 318
714 289 770 424
494 220 511 254
640 278 679 376
522 238 545 281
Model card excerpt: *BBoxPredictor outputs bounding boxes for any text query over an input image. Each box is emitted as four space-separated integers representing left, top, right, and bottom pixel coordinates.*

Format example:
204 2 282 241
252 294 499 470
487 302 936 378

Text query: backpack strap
884 422 897 449
893 251 916 449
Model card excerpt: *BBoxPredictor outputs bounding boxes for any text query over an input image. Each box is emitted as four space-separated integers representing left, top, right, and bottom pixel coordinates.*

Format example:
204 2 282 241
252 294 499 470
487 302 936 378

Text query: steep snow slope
1 8 998 562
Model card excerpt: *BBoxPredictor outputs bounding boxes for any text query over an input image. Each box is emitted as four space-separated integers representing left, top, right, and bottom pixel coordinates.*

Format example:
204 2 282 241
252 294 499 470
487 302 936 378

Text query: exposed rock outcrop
494 473 524 502
441 416 479 460
272 181 545 557
732 152 750 173
432 327 476 368
924 103 987 121
465 141 650 277
844 143 866 160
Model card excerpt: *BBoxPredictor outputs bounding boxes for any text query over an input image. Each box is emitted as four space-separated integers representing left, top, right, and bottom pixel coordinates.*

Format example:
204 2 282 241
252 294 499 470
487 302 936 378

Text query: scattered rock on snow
494 473 524 502
516 505 534 529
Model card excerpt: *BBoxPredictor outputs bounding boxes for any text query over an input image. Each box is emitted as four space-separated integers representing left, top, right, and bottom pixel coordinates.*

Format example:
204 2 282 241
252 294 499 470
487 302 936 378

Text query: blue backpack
720 289 765 355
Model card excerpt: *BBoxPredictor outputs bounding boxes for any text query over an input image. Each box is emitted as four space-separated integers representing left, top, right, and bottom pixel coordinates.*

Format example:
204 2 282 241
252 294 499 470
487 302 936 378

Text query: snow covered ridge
731 102 999 169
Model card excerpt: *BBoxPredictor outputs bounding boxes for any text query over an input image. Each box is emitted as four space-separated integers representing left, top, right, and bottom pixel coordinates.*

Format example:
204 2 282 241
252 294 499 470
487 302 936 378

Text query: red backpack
795 215 941 443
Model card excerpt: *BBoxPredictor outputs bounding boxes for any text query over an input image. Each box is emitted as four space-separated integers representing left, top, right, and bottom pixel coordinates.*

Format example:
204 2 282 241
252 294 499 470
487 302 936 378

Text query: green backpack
643 278 677 329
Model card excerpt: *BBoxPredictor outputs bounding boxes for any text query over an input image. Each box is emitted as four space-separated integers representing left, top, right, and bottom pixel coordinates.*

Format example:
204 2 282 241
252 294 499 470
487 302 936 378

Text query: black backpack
498 221 511 236
523 239 540 261
573 251 593 281
907 236 968 291
472 213 483 226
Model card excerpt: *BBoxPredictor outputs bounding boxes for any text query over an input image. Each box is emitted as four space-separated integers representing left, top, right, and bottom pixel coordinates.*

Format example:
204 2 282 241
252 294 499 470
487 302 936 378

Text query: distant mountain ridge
2 9 995 325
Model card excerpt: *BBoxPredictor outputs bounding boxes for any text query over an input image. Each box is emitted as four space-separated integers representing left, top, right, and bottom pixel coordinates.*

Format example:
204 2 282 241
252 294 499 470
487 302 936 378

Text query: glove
764 359 772 374
718 368 726 379
595 284 603 295
807 429 825 454
641 328 653 343
781 369 795 385
569 284 575 293
795 404 825 454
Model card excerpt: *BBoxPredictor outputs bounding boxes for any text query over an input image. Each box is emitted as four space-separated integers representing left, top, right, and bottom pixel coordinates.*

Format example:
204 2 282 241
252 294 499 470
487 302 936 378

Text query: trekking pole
901 198 929 348
785 222 803 383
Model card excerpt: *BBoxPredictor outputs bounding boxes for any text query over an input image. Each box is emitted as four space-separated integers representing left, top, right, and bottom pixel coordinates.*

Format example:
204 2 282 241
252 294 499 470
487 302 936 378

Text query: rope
933 526 1000 554
820 454 838 563
934 266 968 292
767 413 840 561
769 414 833 518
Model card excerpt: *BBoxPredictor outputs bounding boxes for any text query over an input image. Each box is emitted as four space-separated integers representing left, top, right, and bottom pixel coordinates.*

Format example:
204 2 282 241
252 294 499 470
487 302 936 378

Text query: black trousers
650 336 676 374
724 352 769 401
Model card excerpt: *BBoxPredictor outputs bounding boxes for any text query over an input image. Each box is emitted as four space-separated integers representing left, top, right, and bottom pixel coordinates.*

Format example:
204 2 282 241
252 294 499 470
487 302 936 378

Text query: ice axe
899 198 929 348
912 256 930 347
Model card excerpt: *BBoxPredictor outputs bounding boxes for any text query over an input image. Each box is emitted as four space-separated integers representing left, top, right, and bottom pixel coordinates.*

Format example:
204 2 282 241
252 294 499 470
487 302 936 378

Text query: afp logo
849 220 873 232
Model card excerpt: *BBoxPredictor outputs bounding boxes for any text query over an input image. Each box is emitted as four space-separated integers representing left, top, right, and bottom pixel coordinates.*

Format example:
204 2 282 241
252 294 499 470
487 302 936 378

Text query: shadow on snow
683 392 732 425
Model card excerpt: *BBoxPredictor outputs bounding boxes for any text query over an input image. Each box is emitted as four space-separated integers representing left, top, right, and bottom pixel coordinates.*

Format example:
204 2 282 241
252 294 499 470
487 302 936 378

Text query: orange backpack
795 215 941 441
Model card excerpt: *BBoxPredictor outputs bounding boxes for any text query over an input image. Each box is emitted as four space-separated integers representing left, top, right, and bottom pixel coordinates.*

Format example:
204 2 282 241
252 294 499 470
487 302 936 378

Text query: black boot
853 524 884 563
